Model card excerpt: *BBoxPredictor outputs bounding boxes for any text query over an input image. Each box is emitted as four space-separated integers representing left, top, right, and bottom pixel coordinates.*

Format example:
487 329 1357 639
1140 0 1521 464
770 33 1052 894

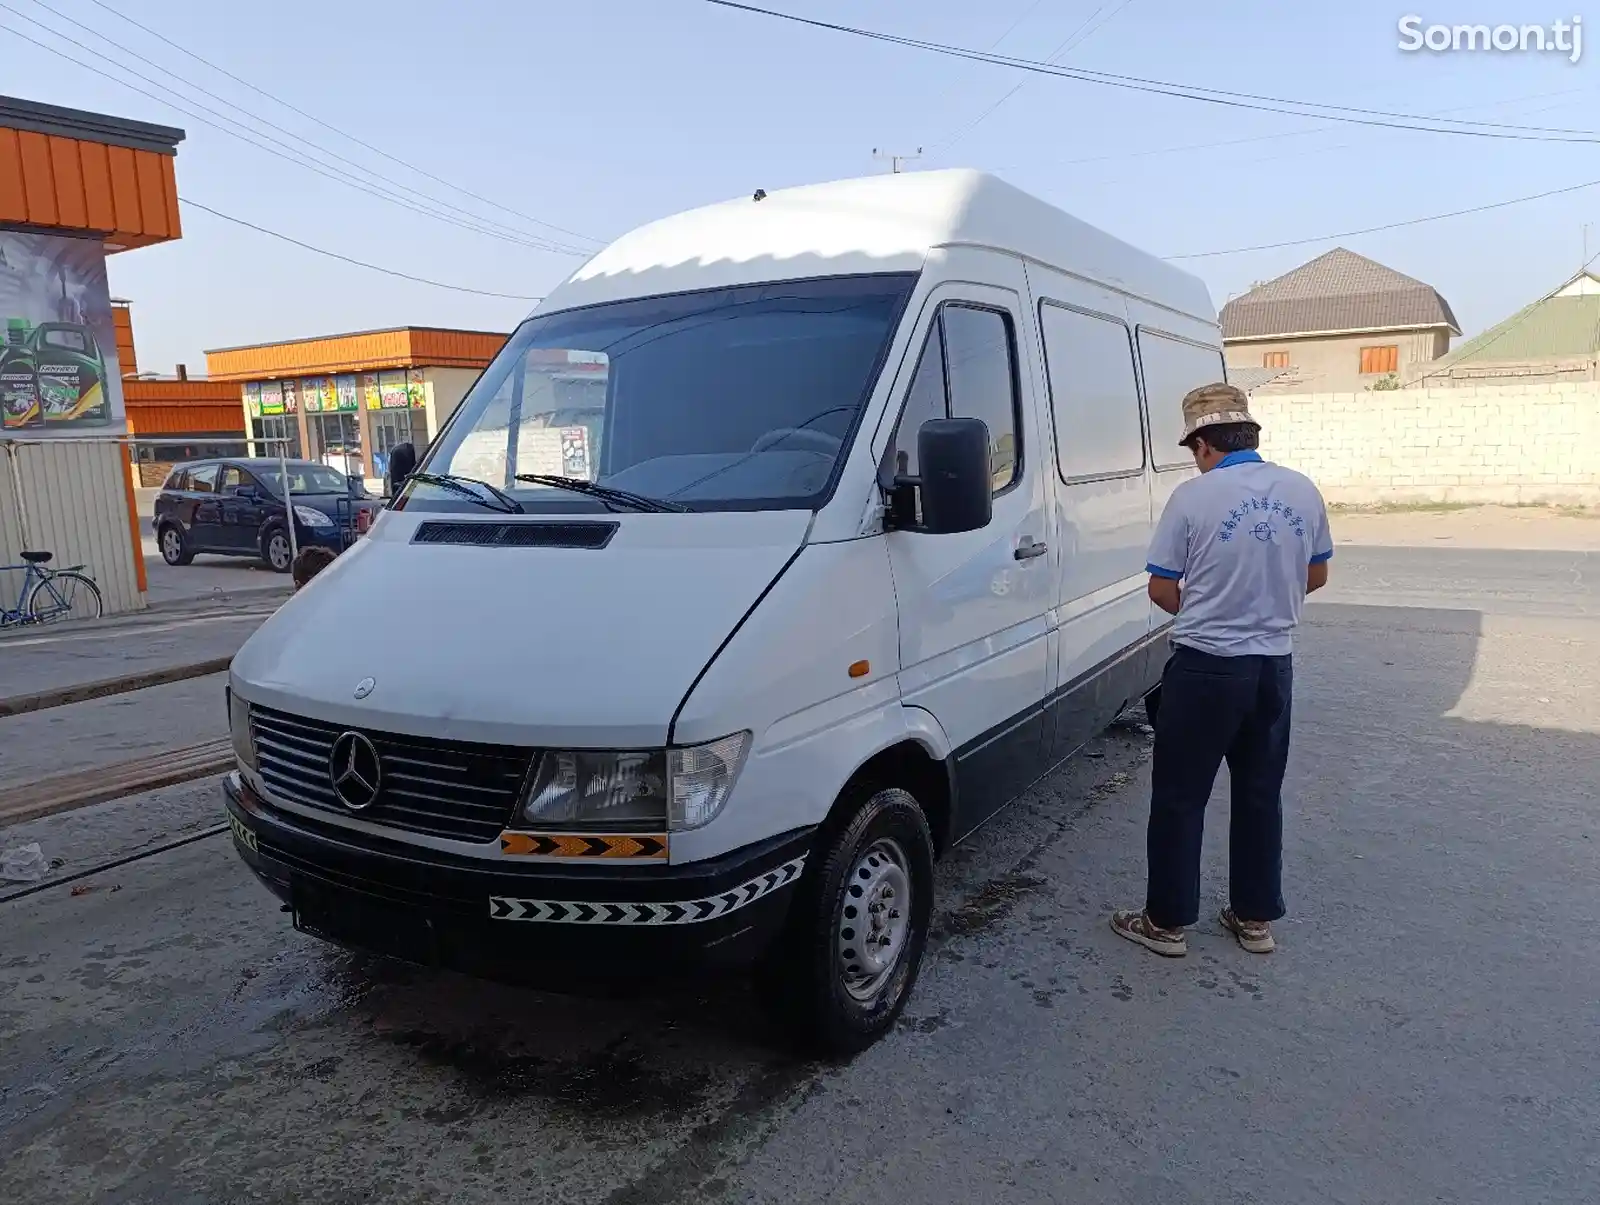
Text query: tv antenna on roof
873 147 923 174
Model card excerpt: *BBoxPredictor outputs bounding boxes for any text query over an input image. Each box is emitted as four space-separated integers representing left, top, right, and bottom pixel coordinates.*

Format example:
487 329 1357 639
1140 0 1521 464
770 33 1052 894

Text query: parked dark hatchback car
153 458 379 573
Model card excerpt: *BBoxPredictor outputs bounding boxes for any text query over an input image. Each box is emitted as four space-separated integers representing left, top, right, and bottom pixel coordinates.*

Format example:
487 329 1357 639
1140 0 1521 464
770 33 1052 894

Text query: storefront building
114 301 247 485
204 327 505 486
0 93 187 615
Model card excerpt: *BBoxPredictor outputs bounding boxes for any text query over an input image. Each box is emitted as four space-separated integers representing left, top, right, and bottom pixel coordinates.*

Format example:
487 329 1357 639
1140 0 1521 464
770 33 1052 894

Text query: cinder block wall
1251 383 1600 506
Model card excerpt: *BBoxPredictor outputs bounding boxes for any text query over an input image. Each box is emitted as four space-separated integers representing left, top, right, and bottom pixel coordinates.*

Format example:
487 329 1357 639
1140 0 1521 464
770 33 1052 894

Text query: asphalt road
2 545 1597 1204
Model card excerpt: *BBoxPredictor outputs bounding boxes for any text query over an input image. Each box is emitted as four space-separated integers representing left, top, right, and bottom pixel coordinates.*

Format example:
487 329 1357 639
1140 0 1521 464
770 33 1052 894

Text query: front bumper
223 773 811 984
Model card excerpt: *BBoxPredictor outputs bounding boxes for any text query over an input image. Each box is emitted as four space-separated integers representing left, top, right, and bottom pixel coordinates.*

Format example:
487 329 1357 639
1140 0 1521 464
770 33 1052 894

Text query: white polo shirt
1146 451 1333 658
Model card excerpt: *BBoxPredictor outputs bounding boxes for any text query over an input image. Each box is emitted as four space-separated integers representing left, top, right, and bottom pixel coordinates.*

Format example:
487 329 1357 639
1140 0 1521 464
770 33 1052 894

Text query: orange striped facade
206 327 508 380
0 127 181 250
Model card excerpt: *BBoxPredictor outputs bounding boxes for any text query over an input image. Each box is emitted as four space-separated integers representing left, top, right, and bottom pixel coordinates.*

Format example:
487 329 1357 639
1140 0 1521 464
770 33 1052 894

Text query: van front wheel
757 787 935 1056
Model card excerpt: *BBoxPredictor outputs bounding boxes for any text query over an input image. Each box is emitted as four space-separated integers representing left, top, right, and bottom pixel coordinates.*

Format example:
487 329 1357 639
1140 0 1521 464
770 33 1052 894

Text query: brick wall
1252 382 1600 506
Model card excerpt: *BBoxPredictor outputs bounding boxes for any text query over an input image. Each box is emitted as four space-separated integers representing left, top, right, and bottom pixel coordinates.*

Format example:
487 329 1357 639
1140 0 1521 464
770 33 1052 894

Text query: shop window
306 412 363 481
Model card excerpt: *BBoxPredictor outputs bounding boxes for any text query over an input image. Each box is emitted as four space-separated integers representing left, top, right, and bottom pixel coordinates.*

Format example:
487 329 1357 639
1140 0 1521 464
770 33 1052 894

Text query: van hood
230 509 811 748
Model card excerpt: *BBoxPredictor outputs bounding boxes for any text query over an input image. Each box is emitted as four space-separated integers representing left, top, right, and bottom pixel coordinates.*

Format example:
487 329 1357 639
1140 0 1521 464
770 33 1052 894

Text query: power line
980 83 1593 173
17 0 595 254
933 0 1140 154
80 0 601 247
700 0 1600 144
178 198 545 300
0 11 591 256
1168 176 1600 259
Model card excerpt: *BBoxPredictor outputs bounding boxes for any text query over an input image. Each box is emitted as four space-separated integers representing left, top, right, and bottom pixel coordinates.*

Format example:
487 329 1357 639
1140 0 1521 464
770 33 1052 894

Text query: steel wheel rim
162 529 181 561
837 837 912 1002
269 534 290 569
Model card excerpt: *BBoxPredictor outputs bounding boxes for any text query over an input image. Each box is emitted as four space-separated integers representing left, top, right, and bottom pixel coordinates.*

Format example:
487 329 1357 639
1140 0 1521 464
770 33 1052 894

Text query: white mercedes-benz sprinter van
223 170 1223 1053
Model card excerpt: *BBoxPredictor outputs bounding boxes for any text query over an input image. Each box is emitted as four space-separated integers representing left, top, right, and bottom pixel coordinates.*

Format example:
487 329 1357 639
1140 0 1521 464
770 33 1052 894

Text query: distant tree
1366 373 1402 392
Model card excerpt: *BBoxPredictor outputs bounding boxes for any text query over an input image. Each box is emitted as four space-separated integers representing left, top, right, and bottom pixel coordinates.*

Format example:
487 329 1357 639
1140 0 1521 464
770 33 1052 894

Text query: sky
4 0 1599 372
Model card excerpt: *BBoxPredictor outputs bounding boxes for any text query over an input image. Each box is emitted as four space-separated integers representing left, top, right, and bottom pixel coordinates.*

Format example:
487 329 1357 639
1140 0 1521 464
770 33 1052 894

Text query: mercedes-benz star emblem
353 677 376 700
328 731 382 811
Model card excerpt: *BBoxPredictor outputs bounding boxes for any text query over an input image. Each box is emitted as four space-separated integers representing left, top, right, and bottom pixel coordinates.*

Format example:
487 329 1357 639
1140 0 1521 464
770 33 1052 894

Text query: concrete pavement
1 543 1596 1204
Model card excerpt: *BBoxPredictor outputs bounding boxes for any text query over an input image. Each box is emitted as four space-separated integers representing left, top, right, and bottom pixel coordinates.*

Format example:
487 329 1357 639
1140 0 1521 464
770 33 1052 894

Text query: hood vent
411 520 619 549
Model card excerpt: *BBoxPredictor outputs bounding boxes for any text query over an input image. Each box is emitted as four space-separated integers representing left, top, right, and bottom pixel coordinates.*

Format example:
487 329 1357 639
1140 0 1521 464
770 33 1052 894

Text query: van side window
164 468 189 491
187 464 219 494
888 304 1021 495
942 305 1020 492
1039 304 1145 481
1137 330 1228 469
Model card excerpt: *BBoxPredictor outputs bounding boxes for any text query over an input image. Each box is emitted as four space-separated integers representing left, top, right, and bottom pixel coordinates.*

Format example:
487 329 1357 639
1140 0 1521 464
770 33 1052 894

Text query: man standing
1112 383 1332 958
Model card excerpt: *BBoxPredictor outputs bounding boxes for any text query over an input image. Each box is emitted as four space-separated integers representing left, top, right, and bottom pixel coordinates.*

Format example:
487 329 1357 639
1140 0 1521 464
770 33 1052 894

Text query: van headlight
513 732 749 833
293 505 334 529
227 686 257 772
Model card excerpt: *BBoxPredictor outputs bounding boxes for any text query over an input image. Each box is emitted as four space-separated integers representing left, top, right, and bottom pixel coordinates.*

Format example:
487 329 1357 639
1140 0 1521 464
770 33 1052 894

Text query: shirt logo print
1218 495 1306 545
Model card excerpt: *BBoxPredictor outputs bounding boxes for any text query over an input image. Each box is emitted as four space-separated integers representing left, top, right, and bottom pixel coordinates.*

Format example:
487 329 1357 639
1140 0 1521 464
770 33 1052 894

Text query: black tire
261 526 294 573
1143 685 1162 730
757 786 935 1056
26 570 103 624
158 523 193 566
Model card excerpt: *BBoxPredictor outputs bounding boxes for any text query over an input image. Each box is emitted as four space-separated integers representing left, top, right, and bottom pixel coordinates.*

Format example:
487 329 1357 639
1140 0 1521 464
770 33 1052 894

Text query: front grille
411 520 618 549
249 705 532 844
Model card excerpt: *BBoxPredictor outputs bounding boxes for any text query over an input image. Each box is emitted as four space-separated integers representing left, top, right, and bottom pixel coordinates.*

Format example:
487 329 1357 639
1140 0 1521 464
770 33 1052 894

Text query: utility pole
872 147 923 174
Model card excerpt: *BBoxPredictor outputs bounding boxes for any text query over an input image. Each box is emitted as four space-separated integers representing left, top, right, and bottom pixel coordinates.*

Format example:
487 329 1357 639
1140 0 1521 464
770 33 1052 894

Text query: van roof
538 169 1214 323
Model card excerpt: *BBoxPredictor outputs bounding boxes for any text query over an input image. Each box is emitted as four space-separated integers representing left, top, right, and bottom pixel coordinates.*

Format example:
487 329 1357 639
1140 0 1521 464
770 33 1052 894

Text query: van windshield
415 273 918 512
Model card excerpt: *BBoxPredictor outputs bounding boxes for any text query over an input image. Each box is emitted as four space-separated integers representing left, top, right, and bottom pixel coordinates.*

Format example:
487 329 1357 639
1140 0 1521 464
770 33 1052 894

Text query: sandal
1111 909 1187 957
1220 907 1276 954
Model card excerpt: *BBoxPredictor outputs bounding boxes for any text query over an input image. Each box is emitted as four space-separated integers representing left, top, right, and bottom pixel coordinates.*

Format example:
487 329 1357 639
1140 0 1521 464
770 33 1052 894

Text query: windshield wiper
406 471 524 514
514 474 691 514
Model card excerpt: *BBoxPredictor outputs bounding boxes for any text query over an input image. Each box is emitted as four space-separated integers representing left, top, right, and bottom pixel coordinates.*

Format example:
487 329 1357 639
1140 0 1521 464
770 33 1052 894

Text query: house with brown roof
1221 248 1459 394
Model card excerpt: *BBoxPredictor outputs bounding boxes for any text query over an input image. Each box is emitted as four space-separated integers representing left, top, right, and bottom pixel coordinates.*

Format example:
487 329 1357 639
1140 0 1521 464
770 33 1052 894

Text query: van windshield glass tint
417 274 918 512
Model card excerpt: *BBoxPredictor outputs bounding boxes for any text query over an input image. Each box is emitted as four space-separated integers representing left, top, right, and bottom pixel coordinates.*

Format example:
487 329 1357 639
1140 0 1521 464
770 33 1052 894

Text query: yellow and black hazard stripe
498 832 667 859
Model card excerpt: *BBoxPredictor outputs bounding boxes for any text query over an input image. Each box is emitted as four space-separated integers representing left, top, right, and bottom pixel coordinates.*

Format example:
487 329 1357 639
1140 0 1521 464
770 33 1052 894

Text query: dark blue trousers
1146 645 1292 929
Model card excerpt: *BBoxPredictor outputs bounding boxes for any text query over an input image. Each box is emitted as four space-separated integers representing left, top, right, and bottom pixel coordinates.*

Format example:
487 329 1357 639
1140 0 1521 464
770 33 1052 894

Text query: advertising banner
281 379 299 415
302 375 325 413
260 380 284 416
406 367 426 409
378 370 408 409
324 376 345 412
0 231 125 435
361 372 382 411
244 381 261 418
336 374 359 412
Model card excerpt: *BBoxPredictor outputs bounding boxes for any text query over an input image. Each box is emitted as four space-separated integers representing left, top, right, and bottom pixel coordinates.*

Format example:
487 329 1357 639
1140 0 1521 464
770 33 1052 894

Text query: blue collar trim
1217 450 1263 469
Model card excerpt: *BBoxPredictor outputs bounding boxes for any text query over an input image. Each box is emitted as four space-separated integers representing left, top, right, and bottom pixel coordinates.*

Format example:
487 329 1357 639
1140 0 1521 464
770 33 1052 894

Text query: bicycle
0 551 104 628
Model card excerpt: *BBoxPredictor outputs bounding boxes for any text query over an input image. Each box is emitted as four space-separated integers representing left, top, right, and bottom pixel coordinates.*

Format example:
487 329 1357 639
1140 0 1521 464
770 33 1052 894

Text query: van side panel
1022 263 1159 765
1125 300 1220 640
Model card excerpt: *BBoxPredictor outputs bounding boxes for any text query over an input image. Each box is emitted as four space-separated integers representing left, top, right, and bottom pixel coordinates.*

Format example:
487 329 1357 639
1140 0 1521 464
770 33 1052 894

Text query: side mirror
235 485 257 500
890 417 993 535
386 442 417 498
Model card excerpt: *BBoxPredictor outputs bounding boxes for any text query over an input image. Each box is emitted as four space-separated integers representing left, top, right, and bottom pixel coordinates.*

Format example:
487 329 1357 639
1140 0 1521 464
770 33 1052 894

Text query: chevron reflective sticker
499 832 667 859
488 855 808 925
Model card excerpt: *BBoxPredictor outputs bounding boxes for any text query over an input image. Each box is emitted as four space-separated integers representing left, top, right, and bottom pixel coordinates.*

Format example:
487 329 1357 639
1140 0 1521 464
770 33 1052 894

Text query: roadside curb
0 737 233 827
0 655 234 719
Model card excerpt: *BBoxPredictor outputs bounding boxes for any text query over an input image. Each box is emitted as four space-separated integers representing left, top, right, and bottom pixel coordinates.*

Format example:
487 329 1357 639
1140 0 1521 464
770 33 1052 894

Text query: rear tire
262 527 293 573
756 786 935 1056
159 524 193 566
26 571 103 624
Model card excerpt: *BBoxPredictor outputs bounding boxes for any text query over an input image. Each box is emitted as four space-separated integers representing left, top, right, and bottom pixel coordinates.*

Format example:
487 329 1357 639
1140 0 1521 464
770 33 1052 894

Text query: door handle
1014 539 1048 561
